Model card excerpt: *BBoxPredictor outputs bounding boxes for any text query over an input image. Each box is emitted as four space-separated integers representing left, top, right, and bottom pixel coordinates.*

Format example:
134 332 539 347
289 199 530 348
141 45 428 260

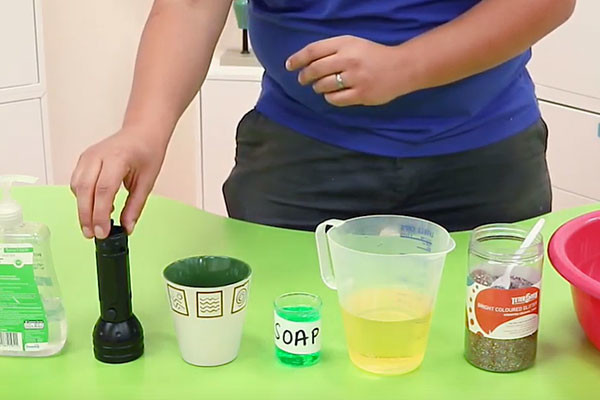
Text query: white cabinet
552 188 597 210
200 57 263 216
0 0 38 90
0 1 51 183
529 1 600 111
530 1 600 210
540 101 600 204
0 99 47 179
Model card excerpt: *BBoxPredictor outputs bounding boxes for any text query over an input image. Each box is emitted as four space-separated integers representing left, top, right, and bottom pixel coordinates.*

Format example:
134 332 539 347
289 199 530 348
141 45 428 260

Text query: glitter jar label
466 279 540 340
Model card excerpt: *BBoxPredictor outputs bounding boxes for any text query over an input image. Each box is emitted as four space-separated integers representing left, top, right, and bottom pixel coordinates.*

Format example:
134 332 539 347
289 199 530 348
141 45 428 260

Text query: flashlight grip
95 226 133 323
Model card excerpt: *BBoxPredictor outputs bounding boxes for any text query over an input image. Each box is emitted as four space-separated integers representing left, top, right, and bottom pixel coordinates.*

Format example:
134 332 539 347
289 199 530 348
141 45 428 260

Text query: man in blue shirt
71 0 576 238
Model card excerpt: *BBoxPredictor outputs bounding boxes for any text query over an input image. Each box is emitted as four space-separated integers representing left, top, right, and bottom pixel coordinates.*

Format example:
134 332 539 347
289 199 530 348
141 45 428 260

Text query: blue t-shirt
248 0 540 157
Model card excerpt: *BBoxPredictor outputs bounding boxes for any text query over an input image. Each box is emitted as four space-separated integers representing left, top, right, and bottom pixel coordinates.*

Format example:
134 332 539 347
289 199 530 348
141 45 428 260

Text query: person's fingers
312 72 352 94
297 55 346 86
70 157 102 239
91 162 128 239
286 37 344 71
120 176 154 235
324 89 361 107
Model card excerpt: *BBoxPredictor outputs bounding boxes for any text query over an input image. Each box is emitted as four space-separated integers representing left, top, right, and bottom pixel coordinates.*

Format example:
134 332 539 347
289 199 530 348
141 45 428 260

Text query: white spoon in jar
491 218 546 289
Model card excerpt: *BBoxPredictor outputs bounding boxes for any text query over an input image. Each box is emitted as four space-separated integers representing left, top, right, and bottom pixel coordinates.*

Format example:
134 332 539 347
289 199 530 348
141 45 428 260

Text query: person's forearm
122 0 232 145
400 0 576 92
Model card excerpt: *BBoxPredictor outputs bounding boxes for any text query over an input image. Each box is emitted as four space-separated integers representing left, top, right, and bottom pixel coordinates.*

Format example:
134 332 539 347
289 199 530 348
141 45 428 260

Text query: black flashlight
93 223 144 363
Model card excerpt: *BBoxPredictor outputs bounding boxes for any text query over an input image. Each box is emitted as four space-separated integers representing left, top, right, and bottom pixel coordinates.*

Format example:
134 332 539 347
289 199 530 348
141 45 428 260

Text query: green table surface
2 186 600 400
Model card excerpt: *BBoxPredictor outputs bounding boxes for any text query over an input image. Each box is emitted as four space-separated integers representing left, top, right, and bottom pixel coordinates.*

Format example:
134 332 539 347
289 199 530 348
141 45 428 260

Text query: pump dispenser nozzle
0 175 38 229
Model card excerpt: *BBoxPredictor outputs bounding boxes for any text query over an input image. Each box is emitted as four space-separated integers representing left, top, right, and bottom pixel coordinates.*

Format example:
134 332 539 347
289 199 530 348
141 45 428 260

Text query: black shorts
223 110 551 232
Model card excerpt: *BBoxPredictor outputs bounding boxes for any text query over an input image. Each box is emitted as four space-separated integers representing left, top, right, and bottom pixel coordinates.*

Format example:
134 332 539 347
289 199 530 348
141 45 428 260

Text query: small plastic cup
274 293 322 367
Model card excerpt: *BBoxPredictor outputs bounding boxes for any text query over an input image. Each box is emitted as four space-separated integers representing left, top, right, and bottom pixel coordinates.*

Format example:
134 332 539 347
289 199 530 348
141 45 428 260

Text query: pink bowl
549 210 600 350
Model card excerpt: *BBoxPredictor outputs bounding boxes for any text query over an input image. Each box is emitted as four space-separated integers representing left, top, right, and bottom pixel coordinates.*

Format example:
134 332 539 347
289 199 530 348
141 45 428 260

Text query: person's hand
70 127 167 239
286 35 420 107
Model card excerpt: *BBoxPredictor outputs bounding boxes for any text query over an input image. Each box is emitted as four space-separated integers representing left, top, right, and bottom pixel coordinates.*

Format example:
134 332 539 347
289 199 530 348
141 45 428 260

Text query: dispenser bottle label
0 244 49 351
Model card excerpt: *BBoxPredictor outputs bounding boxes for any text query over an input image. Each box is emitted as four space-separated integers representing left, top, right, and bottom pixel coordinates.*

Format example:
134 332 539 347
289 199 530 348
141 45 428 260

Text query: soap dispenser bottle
0 175 66 356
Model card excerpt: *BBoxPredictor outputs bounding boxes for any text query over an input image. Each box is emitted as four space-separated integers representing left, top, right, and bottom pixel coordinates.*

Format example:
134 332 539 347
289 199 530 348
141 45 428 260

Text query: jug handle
315 219 343 290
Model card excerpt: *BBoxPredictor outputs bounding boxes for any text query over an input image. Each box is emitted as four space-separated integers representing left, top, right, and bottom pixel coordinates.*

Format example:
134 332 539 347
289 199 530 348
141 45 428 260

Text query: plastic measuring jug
315 215 455 375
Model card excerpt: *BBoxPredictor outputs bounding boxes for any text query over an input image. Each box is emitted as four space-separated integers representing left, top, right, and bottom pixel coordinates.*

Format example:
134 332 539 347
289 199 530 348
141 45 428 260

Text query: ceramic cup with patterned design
163 256 252 366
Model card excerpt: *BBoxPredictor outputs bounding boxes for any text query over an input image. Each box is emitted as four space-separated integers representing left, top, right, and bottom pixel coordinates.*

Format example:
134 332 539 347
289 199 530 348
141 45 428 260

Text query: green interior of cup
163 256 251 288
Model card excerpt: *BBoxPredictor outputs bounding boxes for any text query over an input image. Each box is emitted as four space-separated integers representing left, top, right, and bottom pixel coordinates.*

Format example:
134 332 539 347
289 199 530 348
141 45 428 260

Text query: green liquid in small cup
276 306 321 367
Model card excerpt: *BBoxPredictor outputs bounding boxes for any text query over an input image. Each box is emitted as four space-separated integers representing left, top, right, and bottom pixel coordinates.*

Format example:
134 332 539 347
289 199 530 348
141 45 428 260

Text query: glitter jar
465 223 544 372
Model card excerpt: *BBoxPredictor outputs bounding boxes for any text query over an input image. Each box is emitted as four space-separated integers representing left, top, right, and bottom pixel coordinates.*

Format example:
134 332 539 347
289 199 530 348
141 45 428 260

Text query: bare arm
71 0 231 239
404 0 577 91
288 0 576 106
123 0 232 144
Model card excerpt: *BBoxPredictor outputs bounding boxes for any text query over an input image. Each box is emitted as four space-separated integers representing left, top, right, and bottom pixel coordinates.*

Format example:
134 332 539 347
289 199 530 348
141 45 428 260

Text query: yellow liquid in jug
341 288 433 375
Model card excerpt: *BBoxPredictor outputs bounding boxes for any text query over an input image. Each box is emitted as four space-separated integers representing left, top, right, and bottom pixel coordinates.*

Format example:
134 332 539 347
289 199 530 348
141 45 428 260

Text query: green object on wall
233 0 249 30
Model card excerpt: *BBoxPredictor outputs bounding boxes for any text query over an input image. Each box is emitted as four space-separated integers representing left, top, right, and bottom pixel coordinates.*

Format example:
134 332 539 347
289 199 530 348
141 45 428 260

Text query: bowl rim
548 210 600 298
